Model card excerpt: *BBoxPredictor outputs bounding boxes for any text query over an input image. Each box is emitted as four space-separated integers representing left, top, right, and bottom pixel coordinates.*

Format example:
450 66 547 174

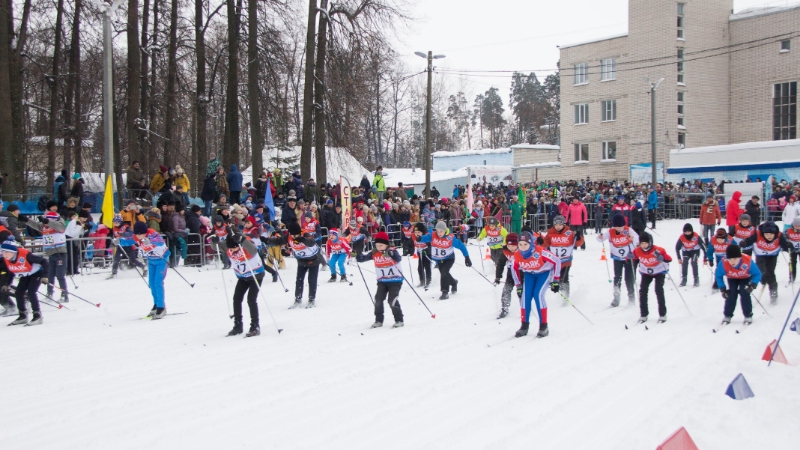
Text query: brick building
558 1 799 181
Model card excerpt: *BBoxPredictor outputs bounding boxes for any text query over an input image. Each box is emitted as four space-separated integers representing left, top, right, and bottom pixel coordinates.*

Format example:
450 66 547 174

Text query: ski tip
360 332 364 335
712 329 717 333
191 284 196 288
624 325 628 330
278 329 284 334
735 330 740 334
644 325 649 330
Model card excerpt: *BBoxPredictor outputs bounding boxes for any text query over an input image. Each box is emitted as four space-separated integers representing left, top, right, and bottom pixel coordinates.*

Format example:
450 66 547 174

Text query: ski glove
211 236 219 244
464 256 472 267
550 281 560 293
40 277 49 286
745 283 757 293
654 251 664 262
516 287 523 298
708 258 714 267
17 215 29 223
0 285 9 293
720 288 729 299
38 216 49 224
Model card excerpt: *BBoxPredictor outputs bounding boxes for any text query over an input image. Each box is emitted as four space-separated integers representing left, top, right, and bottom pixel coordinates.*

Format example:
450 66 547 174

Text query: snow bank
240 146 370 185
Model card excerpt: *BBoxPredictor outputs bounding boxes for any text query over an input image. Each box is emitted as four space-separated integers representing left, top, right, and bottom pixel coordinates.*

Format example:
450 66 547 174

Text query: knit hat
78 210 91 219
506 233 519 246
403 221 411 228
133 222 148 235
190 204 202 213
213 215 224 224
760 221 779 235
72 173 81 180
304 211 313 219
414 223 428 234
683 223 693 233
793 217 800 228
518 231 533 244
287 195 297 202
639 232 652 245
225 235 240 249
373 231 390 246
83 202 93 209
350 220 357 227
175 165 184 174
487 217 499 226
145 209 161 220
287 222 302 236
739 214 751 223
1 236 18 253
726 244 742 259
329 228 339 238
159 165 168 173
356 216 364 223
715 228 728 239
612 215 626 227
435 221 447 232
553 215 566 226
245 216 256 227
112 214 123 224
45 211 60 220
46 200 59 210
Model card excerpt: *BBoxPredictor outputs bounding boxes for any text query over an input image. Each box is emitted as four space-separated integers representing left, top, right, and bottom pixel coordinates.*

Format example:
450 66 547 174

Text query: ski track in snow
2 219 799 449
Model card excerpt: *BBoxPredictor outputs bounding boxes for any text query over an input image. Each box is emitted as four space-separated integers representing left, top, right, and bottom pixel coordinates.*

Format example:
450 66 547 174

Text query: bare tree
127 0 141 171
299 0 316 181
223 0 242 168
162 0 178 167
313 0 328 185
45 0 66 192
247 0 263 178
64 0 83 173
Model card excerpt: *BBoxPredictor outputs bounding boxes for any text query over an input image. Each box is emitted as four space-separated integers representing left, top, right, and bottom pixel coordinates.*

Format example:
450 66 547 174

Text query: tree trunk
64 0 82 173
45 0 65 192
162 0 178 167
299 0 316 181
222 0 240 168
0 0 13 192
194 0 207 188
247 0 262 178
140 0 150 173
313 0 327 186
6 0 30 194
375 73 382 166
147 0 160 174
127 0 141 171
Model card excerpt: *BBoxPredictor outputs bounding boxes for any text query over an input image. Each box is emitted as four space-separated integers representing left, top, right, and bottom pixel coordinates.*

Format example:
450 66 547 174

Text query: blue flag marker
725 373 754 400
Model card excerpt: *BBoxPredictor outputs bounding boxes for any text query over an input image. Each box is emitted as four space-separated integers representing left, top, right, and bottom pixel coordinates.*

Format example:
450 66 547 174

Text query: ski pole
43 283 100 308
752 285 770 316
468 265 497 286
9 286 66 310
215 252 233 318
399 272 436 318
170 267 195 288
264 249 289 293
478 242 486 275
602 247 612 283
407 255 415 286
241 251 283 334
666 273 692 316
354 260 375 305
647 226 660 236
769 287 800 367
112 242 149 288
557 291 593 325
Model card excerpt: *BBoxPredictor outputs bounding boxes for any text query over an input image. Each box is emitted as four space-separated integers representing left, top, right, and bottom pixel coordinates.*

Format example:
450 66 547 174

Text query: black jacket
200 176 217 202
185 212 202 234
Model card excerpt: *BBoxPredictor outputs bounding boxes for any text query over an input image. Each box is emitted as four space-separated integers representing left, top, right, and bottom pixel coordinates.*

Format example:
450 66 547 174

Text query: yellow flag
102 175 115 228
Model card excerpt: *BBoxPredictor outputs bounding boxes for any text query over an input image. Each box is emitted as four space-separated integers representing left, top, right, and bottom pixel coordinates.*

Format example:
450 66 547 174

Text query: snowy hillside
3 219 799 449
241 146 370 186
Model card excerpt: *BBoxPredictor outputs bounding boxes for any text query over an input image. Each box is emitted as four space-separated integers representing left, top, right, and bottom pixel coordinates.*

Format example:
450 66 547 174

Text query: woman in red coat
726 191 743 236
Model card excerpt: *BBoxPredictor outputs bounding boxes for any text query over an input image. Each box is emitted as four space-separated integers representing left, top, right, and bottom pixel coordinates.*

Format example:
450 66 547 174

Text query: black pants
791 252 798 282
295 262 319 300
113 245 145 273
491 247 506 280
417 249 431 283
648 209 656 229
374 282 403 323
16 274 43 313
186 234 201 266
681 250 701 282
639 274 666 317
756 255 778 293
437 258 457 293
67 239 81 275
724 277 753 318
613 259 635 298
0 269 15 308
233 273 263 326
47 253 68 296
352 240 364 255
402 240 413 256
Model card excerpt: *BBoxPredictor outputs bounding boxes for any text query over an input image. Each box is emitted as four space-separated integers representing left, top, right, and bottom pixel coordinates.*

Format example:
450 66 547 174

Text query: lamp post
100 0 124 196
647 78 665 186
415 51 445 197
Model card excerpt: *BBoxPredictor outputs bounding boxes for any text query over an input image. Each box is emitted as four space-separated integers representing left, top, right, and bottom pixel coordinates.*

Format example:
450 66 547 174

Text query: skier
242 216 278 282
325 229 350 283
707 228 733 292
267 222 323 308
511 231 560 338
495 232 519 319
476 217 509 284
132 221 171 319
715 244 761 325
109 214 146 279
412 223 432 288
418 221 472 300
674 223 706 287
356 231 405 328
24 211 69 302
632 232 672 324
2 238 49 326
301 212 320 240
224 234 264 337
787 217 800 284
541 215 583 300
730 214 756 256
210 215 233 269
597 214 640 307
344 218 368 256
739 221 792 305
610 196 631 226
400 221 414 256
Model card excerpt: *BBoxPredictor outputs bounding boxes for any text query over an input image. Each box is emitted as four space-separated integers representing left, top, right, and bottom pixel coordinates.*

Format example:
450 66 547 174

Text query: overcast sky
394 0 796 101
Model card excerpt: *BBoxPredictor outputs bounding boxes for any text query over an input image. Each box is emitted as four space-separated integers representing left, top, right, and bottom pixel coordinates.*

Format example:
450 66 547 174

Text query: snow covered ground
3 219 799 450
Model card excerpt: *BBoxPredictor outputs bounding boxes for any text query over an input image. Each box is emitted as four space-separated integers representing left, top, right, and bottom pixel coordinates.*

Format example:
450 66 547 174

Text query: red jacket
726 191 742 226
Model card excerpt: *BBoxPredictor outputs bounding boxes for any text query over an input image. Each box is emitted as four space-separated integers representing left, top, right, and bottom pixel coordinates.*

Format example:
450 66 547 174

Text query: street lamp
415 51 445 197
647 77 665 186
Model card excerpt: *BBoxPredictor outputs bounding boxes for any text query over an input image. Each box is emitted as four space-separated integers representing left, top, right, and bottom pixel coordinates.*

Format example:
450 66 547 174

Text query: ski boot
770 290 778 305
561 282 570 298
8 311 28 326
744 316 753 324
245 325 261 337
536 323 549 338
417 280 425 288
25 311 43 326
515 322 529 338
497 308 509 319
1 303 18 317
142 265 148 277
60 292 68 303
637 316 648 324
493 278 502 286
657 315 667 323
152 308 167 320
305 298 316 308
227 321 243 336
340 275 349 283
425 278 431 289
628 294 636 306
610 286 621 307
147 305 157 317
107 272 117 280
451 280 458 294
370 322 383 328
721 316 732 324
328 274 337 283
693 278 700 288
439 291 449 300
679 278 687 287
392 322 404 328
289 298 303 309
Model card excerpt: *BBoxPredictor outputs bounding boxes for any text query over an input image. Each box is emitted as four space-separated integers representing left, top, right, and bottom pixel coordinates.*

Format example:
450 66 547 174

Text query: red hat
373 231 390 246
159 165 168 173
505 233 519 246
245 216 256 227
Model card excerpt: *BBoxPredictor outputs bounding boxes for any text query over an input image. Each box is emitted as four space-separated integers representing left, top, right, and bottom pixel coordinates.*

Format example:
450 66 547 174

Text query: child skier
495 232 519 319
511 231 560 338
541 215 584 299
132 221 170 319
326 229 351 283
715 244 761 324
787 217 800 283
476 217 509 284
675 223 706 287
633 232 672 324
344 219 368 256
731 214 756 256
25 211 69 302
211 215 233 269
109 215 146 279
418 221 472 300
242 216 278 282
400 221 414 256
224 234 264 337
2 238 50 326
301 212 320 239
739 221 791 304
356 231 405 328
597 214 640 307
707 228 733 292
267 222 324 308
412 223 432 288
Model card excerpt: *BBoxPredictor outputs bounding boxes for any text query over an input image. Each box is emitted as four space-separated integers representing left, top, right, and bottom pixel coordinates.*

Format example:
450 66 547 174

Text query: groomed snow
3 219 799 449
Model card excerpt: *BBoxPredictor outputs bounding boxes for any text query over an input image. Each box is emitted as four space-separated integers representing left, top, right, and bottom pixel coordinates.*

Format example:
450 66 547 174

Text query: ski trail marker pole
769 287 800 367
557 291 593 325
602 247 612 283
43 283 99 308
666 273 692 316
241 250 283 334
478 242 486 275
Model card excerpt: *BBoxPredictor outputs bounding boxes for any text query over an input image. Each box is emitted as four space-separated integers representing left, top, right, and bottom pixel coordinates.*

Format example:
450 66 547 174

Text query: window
781 40 791 52
677 92 685 102
601 100 617 122
677 49 684 59
678 3 685 15
677 4 685 40
678 29 685 39
602 141 617 160
574 143 589 162
678 104 685 115
678 132 686 146
574 63 588 85
678 117 684 126
678 73 685 84
677 16 684 28
677 61 684 72
574 103 589 124
601 59 616 81
773 82 797 140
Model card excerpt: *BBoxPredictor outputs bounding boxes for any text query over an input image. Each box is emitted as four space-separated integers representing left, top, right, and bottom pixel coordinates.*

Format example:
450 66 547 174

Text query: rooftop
730 3 800 21
559 33 628 50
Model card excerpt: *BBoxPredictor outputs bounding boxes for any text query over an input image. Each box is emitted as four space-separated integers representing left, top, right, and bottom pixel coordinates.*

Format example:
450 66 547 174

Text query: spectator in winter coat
782 196 800 232
372 166 387 202
305 178 319 203
200 174 217 217
396 183 408 202
174 165 191 193
126 161 147 199
566 197 588 232
646 187 659 229
150 166 170 193
698 196 722 244
70 175 84 204
0 203 23 242
120 200 146 224
215 166 230 200
744 196 762 227
227 164 243 205
726 191 743 235
630 200 647 237
206 153 221 176
291 171 304 200
281 196 299 226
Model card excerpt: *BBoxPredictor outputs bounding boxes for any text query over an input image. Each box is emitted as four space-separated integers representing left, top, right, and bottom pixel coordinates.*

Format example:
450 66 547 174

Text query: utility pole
415 51 445 197
648 78 664 186
102 2 122 194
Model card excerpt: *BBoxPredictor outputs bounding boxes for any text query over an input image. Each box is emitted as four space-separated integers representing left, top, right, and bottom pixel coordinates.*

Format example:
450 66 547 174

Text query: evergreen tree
480 87 506 148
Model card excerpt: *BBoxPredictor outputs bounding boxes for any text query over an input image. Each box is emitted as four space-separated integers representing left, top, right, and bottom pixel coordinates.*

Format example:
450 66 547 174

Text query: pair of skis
712 320 750 334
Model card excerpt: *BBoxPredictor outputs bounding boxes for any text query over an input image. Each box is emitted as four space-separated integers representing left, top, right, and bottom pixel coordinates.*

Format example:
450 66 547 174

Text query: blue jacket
227 165 243 192
715 256 762 290
419 231 469 261
647 191 659 210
